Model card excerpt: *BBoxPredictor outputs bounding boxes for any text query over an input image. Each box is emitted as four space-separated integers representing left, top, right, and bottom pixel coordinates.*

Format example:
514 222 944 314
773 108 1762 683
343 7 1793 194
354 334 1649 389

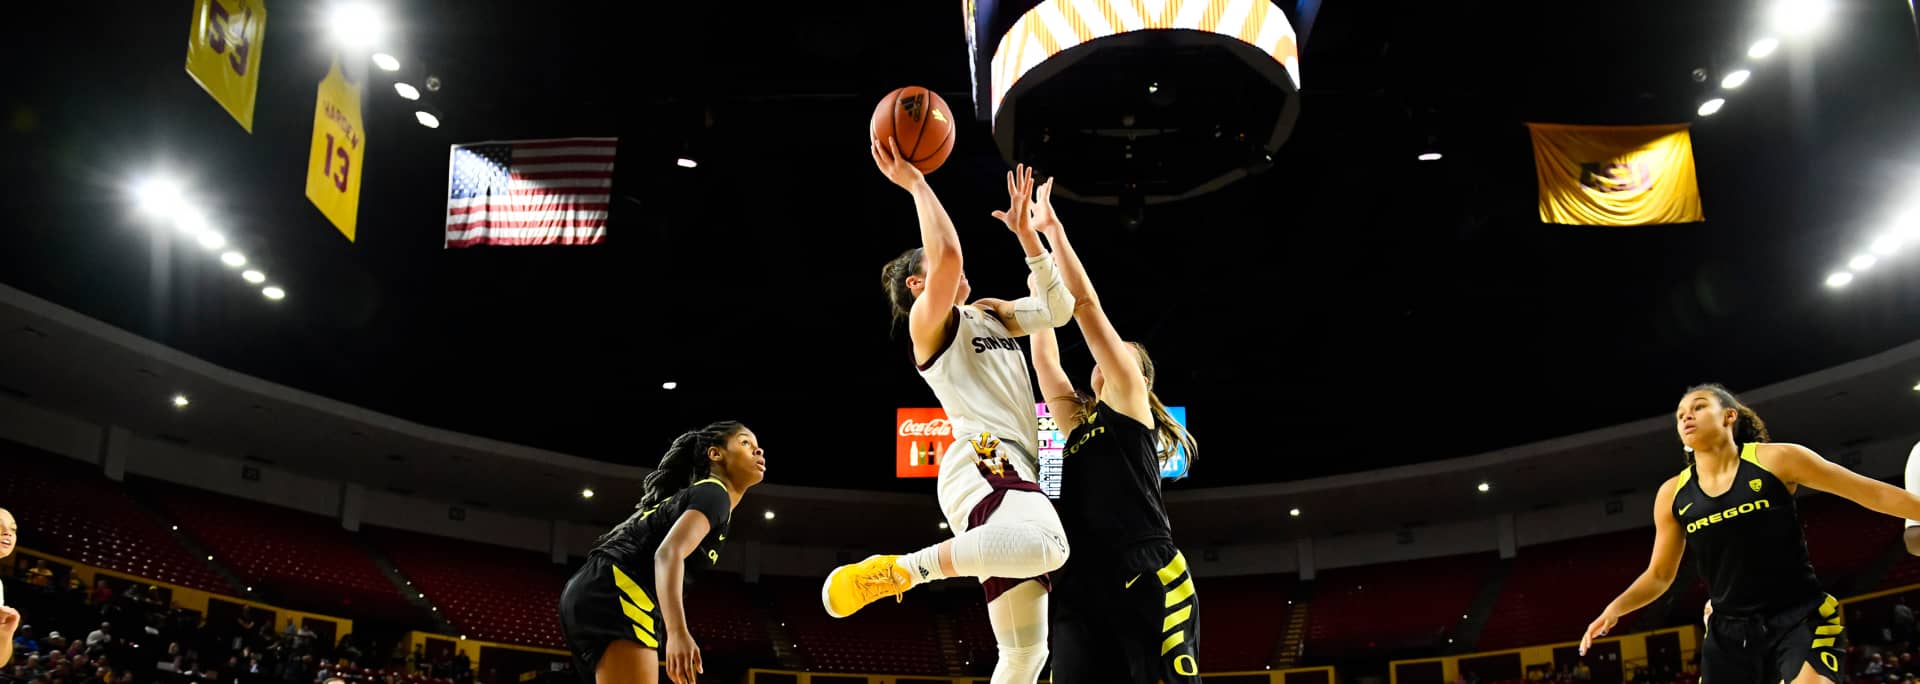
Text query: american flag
444 137 616 248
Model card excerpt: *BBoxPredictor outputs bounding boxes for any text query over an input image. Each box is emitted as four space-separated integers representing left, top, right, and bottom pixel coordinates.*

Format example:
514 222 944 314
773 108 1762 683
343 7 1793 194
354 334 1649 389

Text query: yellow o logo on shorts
1174 654 1199 676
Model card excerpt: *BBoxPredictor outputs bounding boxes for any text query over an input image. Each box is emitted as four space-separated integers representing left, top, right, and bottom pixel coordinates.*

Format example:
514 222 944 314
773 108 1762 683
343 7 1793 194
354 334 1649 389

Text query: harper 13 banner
1527 122 1703 227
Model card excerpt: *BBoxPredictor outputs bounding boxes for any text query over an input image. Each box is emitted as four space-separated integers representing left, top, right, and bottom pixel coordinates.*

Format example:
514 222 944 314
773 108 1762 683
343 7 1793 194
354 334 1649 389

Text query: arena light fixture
763 510 776 520
327 3 389 51
242 269 266 284
1697 99 1726 117
938 521 949 530
414 111 440 129
580 488 594 499
1849 255 1877 271
262 286 286 301
372 53 400 72
172 394 191 408
1748 37 1781 59
676 158 698 169
1770 0 1832 38
1826 271 1854 288
662 381 678 390
220 251 247 268
1871 234 1903 256
1289 508 1301 517
1417 152 1443 162
135 178 186 218
197 230 227 250
1477 482 1491 493
1721 70 1751 89
394 82 421 100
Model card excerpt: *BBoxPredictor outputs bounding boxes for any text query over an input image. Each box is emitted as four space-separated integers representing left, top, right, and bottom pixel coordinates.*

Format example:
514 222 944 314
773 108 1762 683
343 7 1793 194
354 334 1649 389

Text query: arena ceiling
2 0 1919 498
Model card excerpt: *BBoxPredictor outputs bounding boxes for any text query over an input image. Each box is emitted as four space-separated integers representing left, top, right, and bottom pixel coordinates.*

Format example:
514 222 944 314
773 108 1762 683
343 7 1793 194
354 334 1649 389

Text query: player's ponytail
1130 342 1197 475
881 248 926 331
600 421 744 544
1681 383 1770 465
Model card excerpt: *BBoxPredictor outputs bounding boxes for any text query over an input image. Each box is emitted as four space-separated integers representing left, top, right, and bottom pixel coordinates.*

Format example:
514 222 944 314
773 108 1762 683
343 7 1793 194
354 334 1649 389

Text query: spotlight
394 83 421 100
1721 70 1751 89
662 381 678 390
327 3 389 51
1826 271 1854 288
1697 99 1725 117
242 269 266 284
1748 37 1781 59
938 521 949 530
172 394 191 408
262 286 286 300
676 158 698 169
414 111 440 129
135 178 186 218
1769 0 1832 37
580 488 594 499
220 251 247 267
1872 235 1903 256
763 510 775 520
372 53 400 72
197 230 227 250
1289 508 1301 517
1849 255 1877 271
175 208 210 236
1417 152 1443 162
1477 482 1491 493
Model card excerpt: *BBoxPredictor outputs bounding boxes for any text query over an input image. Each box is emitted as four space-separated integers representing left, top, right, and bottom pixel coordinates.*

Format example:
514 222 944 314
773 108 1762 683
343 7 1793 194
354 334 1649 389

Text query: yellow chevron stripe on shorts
610 564 659 647
611 565 656 611
1156 551 1189 585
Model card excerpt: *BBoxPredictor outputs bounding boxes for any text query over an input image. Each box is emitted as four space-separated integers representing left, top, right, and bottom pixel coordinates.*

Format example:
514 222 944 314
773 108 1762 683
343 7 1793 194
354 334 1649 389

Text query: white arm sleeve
1905 441 1920 528
1009 252 1075 332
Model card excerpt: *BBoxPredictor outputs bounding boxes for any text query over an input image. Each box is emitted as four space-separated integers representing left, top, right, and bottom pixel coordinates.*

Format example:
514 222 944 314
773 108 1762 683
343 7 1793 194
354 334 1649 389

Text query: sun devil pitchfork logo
1578 160 1654 193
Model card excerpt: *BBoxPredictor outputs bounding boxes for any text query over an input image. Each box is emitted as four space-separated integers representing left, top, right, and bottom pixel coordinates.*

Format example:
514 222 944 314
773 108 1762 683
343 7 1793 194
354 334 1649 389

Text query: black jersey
1055 402 1174 569
593 478 733 575
1672 443 1821 616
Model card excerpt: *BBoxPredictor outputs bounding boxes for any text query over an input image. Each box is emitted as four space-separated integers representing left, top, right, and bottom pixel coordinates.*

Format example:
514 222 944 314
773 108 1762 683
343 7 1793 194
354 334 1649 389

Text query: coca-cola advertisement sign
896 408 952 478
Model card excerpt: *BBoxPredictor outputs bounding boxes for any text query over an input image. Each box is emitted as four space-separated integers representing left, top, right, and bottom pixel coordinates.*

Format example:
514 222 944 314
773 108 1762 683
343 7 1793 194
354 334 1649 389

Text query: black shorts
1049 542 1200 684
1702 594 1845 684
558 554 667 682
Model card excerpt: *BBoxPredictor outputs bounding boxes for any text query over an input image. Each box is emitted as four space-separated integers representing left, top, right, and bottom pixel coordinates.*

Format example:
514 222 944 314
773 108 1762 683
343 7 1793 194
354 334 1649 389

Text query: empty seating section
0 448 227 591
1479 530 1650 651
141 478 415 619
1310 554 1488 656
1197 574 1294 671
10 435 1914 672
365 525 571 648
1798 494 1897 584
769 576 946 674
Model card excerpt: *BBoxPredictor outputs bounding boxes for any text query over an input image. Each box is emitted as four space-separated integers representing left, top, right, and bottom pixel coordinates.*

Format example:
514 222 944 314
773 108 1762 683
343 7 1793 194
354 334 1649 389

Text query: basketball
870 86 956 175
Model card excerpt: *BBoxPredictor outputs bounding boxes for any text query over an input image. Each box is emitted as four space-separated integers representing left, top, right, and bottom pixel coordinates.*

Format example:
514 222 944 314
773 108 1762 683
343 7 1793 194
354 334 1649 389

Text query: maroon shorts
965 450 1053 604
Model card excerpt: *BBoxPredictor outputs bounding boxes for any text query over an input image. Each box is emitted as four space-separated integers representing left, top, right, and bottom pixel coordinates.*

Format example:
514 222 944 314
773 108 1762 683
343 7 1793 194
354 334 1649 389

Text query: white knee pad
951 519 1070 580
993 642 1049 684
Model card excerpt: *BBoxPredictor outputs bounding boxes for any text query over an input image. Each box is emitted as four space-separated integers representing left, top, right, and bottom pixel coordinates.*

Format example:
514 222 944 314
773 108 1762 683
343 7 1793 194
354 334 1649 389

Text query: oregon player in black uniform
1582 385 1920 684
1011 177 1201 684
560 421 766 684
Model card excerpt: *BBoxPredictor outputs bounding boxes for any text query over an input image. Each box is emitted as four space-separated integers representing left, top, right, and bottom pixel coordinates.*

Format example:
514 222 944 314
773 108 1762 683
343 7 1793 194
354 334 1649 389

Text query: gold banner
183 0 267 132
1528 123 1703 226
305 61 366 242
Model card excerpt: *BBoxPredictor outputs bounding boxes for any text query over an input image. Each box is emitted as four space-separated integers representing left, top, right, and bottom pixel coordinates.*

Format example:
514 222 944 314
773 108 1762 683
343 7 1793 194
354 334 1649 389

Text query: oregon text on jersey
1683 499 1771 534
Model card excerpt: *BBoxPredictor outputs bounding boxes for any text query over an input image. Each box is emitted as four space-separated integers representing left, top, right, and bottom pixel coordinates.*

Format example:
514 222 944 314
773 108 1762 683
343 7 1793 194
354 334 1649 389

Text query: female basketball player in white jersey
821 139 1074 684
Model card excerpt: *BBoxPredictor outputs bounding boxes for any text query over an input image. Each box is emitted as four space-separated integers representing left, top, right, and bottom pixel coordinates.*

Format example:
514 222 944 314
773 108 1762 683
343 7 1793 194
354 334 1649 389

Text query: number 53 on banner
183 0 266 132
305 61 365 242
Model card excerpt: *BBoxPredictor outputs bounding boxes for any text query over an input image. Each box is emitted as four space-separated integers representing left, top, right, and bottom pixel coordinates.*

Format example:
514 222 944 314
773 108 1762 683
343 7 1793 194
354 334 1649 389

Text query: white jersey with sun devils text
918 305 1041 526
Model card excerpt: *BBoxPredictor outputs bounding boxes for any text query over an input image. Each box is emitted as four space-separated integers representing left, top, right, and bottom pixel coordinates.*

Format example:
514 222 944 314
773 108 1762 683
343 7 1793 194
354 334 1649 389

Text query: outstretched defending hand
990 164 1037 237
